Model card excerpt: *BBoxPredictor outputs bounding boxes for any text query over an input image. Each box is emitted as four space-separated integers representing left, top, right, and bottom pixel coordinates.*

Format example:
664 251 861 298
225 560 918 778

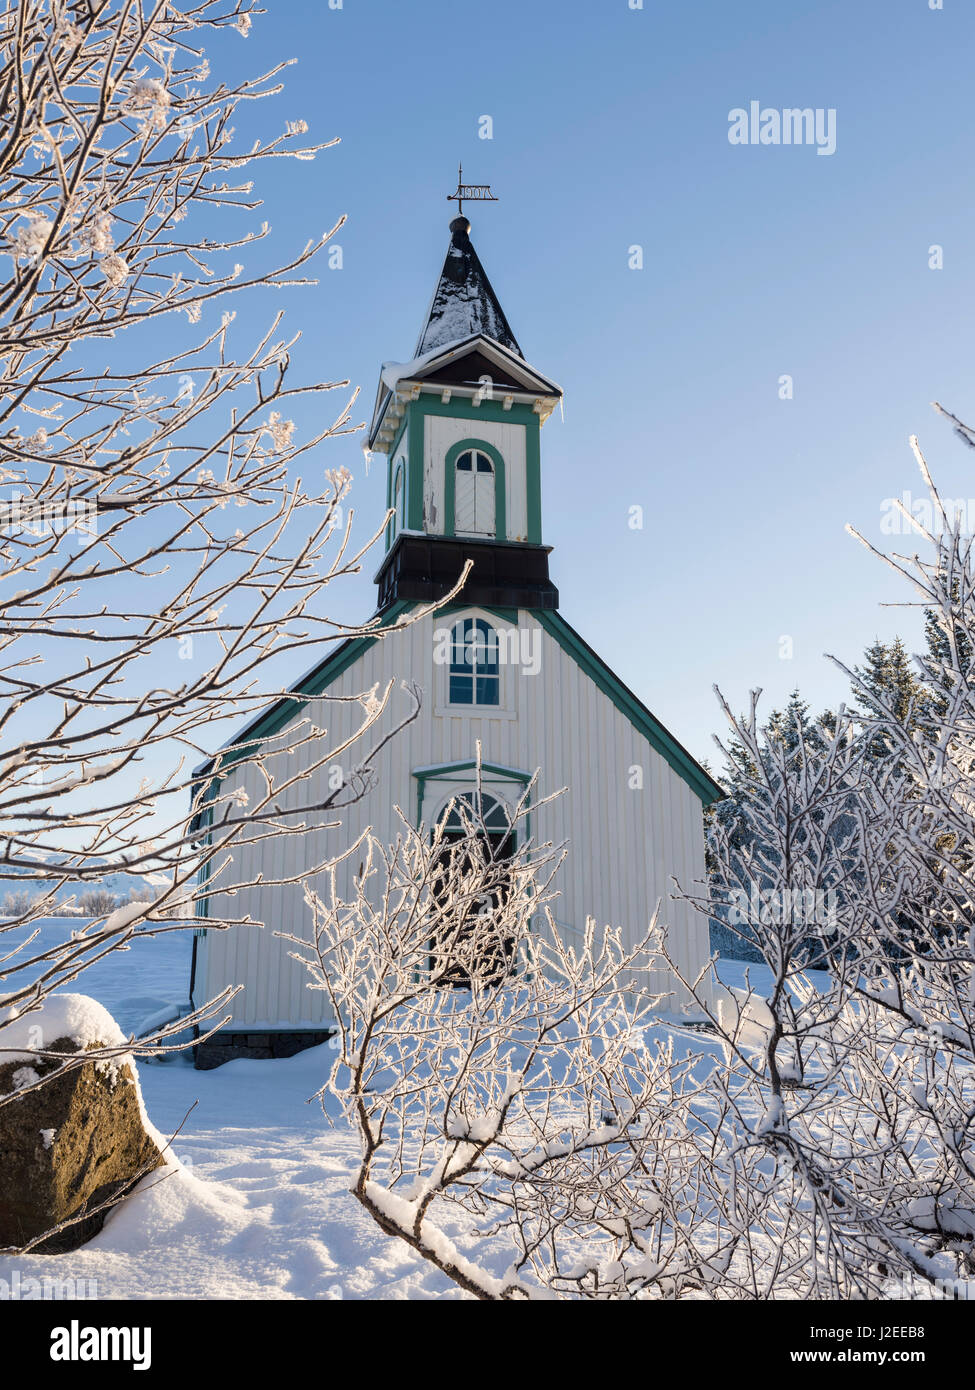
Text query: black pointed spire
414 217 523 359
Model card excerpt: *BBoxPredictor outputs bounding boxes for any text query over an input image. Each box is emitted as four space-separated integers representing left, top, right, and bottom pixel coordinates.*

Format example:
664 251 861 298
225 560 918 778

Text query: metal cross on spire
447 163 498 217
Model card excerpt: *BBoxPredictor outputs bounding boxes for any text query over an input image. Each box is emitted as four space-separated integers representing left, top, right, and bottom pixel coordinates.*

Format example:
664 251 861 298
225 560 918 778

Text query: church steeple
414 216 523 359
369 215 562 615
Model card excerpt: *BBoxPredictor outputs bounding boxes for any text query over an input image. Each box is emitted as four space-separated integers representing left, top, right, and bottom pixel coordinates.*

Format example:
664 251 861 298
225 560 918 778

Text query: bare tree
668 416 975 1299
291 771 755 1299
75 887 120 916
301 415 975 1300
1 886 43 917
302 766 920 1299
0 0 443 1093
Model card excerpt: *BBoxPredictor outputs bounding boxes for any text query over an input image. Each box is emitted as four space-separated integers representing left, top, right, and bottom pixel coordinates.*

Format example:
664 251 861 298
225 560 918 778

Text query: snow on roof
369 333 562 448
378 333 556 394
414 218 522 360
378 337 479 394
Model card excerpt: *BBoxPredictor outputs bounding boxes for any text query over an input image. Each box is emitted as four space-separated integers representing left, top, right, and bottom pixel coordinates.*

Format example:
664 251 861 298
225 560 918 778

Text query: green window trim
384 449 393 550
391 461 405 542
383 414 408 544
413 761 535 961
413 759 533 828
443 437 507 541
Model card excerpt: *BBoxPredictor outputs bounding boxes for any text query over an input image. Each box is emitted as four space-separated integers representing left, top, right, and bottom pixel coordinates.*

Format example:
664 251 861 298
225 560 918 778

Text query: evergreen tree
850 636 930 759
708 611 973 967
708 691 841 965
763 689 834 756
854 637 925 724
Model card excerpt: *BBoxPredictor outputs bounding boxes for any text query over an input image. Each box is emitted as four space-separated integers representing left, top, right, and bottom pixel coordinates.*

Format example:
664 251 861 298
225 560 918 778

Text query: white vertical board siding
194 608 714 1026
423 415 527 541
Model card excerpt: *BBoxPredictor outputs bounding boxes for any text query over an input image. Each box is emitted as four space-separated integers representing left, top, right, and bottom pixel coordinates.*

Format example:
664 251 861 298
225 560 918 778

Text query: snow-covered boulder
0 994 164 1252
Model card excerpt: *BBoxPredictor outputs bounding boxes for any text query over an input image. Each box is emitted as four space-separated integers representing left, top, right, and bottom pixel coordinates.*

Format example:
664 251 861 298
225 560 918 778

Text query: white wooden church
189 212 722 1066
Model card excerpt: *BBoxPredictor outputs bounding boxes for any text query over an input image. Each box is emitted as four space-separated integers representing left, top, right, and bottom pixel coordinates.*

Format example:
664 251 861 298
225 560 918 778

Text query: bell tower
368 214 562 613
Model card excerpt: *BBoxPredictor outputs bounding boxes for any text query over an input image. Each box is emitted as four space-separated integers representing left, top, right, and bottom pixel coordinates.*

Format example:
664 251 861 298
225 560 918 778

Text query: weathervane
447 163 498 217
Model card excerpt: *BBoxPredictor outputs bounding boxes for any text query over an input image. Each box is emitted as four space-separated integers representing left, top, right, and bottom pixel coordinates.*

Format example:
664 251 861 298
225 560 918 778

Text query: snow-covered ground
0 917 193 1039
46 1047 466 1300
2 922 465 1298
0 923 782 1300
715 957 830 998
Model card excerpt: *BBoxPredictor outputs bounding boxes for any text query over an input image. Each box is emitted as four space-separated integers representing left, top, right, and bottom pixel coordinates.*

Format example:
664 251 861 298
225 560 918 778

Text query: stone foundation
194 1028 336 1071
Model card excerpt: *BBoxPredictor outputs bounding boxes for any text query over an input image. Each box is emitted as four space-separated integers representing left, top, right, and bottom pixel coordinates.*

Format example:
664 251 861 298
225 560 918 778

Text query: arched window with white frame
453 448 496 537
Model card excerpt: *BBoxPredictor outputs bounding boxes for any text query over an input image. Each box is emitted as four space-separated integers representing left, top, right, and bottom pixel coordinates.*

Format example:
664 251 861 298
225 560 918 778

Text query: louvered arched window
453 449 496 537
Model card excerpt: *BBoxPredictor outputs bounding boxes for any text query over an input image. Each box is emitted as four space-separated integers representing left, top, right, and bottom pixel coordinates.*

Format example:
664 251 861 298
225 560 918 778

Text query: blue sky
200 0 975 770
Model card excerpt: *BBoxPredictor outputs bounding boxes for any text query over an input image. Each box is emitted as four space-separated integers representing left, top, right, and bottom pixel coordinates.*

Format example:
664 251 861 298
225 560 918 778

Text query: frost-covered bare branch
0 0 443 1113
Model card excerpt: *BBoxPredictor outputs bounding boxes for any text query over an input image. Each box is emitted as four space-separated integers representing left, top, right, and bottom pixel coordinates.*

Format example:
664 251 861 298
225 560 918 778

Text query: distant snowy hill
0 848 157 903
